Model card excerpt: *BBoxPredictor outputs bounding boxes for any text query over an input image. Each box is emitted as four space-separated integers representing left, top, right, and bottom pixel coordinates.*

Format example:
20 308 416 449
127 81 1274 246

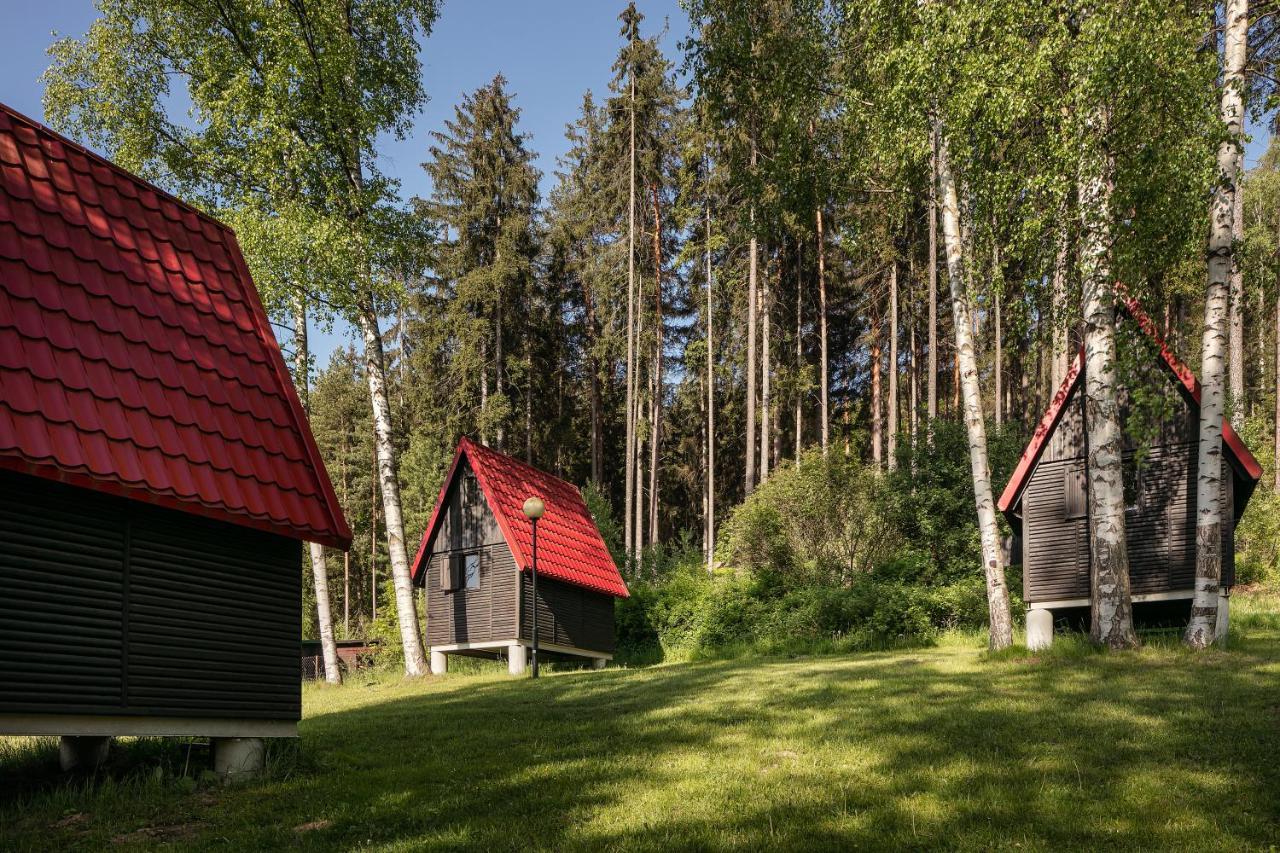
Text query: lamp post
522 496 545 678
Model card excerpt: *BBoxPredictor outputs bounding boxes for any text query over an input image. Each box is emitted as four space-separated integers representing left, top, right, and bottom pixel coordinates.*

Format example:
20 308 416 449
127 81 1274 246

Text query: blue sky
1 2 1272 363
1 0 690 361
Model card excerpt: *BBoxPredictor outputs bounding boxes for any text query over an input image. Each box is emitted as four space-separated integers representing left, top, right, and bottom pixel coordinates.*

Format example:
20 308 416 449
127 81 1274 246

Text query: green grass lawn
3 592 1280 851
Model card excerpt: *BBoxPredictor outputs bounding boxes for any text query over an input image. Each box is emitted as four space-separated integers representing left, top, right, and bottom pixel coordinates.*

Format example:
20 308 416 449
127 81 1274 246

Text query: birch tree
1077 117 1138 649
1187 0 1248 648
935 118 1014 650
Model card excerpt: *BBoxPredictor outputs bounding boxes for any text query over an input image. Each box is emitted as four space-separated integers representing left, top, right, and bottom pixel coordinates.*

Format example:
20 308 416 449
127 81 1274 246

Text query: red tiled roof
411 437 628 598
0 102 351 549
998 291 1263 515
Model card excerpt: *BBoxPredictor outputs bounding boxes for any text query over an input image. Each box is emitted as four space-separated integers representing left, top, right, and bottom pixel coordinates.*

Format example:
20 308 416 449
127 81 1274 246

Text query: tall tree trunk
706 198 716 573
745 144 759 495
1229 146 1246 432
1078 126 1138 650
994 287 1003 428
934 118 1013 650
817 208 830 455
888 261 899 470
340 444 350 634
649 185 662 545
583 278 603 485
293 294 341 685
495 300 505 450
795 243 803 467
1187 0 1247 647
357 305 428 676
928 130 939 424
479 335 489 446
871 310 882 469
1275 284 1279 492
624 52 637 564
633 284 645 565
1051 220 1072 389
760 250 772 483
370 440 377 624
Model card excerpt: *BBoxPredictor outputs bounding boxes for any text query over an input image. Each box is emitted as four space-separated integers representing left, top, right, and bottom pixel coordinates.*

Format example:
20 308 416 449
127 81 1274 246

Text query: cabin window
1064 463 1086 520
443 552 481 591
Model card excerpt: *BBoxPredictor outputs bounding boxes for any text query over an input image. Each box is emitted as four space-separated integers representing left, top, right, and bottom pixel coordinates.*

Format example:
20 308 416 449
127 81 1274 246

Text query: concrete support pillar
59 736 110 771
592 657 607 670
430 649 448 675
213 737 264 781
1026 608 1053 651
1216 593 1230 644
507 643 527 676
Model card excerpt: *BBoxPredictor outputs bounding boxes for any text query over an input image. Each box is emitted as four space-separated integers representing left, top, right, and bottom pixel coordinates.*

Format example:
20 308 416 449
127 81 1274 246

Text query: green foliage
616 438 1025 663
718 449 898 586
1237 414 1280 586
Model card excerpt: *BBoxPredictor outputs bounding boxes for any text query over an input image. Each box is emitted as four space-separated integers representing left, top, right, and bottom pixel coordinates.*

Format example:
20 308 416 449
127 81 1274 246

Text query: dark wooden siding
425 543 519 645
1023 377 1239 604
520 575 616 653
0 469 301 720
423 463 518 646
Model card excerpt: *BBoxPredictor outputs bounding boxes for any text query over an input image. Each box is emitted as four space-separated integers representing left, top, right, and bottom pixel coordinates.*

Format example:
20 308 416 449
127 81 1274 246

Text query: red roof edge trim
1120 290 1263 482
224 238 353 549
997 347 1084 513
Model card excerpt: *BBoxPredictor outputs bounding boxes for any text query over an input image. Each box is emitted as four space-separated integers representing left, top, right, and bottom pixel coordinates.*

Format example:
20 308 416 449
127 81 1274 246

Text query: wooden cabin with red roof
0 104 350 773
998 298 1261 647
411 438 628 674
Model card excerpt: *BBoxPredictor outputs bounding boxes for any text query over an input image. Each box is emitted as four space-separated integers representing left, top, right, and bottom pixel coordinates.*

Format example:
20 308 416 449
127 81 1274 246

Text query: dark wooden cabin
0 103 351 764
999 297 1261 637
410 438 628 674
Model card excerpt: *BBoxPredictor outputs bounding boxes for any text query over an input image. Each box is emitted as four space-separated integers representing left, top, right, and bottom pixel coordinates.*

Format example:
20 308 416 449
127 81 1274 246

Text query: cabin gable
424 463 519 647
1018 351 1239 605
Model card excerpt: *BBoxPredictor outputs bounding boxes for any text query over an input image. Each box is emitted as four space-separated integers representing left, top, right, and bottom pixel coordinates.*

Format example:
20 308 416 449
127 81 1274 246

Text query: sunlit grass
2 589 1279 850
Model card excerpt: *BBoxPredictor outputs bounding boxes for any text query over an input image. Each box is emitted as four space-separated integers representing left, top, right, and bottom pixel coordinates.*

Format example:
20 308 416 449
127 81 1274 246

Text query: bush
612 431 1023 664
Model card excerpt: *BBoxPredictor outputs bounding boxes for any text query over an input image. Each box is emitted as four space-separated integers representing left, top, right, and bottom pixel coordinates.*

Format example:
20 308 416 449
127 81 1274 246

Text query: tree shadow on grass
4 634 1280 851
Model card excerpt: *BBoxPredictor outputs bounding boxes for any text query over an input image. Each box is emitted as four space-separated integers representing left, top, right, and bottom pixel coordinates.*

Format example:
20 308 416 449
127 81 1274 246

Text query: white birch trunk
994 287 1002 428
934 119 1013 650
1229 145 1246 432
357 305 428 676
1187 0 1247 648
1078 128 1138 649
293 295 341 685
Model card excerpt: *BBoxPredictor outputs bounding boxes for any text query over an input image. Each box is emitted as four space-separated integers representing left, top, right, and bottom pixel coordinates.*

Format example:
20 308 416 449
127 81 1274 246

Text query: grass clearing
3 590 1279 850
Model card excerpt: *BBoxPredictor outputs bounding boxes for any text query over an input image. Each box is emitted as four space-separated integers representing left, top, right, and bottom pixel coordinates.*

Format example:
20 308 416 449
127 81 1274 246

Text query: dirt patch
52 812 89 829
294 819 333 833
111 823 199 844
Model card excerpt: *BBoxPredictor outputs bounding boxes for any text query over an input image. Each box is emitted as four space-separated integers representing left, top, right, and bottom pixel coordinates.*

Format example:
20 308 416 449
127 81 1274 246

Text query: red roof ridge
998 286 1263 514
0 101 236 240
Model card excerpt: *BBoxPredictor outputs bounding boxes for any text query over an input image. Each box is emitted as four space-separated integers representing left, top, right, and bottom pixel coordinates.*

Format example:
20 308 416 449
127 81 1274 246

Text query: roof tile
0 102 350 548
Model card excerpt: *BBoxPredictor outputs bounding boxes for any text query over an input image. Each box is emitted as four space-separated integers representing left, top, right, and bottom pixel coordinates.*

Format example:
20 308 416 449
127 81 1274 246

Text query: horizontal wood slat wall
0 469 301 720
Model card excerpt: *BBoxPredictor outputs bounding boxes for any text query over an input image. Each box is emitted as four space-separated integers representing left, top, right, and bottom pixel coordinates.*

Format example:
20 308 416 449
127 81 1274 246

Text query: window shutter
1064 462 1086 520
440 554 451 589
